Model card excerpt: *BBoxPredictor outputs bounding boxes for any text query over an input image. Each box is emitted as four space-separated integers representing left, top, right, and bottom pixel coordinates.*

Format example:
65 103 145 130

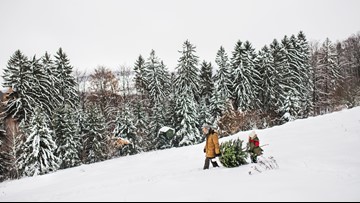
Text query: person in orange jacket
203 125 221 170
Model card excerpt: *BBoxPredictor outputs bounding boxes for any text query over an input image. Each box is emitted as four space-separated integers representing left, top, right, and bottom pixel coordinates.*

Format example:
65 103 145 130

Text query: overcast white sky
0 0 359 74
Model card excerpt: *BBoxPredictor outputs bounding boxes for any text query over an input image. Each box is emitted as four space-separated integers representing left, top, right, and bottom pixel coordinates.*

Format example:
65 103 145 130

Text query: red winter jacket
249 137 260 147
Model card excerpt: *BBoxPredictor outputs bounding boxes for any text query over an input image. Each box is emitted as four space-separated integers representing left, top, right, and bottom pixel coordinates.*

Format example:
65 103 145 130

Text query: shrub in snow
219 138 248 168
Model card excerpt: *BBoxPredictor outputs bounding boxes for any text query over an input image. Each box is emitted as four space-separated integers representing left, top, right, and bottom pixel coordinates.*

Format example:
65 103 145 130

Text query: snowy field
0 107 359 202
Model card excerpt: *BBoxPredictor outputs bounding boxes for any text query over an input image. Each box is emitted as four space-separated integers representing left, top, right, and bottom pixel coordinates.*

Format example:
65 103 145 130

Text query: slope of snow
1 108 360 201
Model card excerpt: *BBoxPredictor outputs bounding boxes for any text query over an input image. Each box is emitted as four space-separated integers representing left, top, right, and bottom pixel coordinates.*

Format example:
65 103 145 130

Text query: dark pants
203 157 219 170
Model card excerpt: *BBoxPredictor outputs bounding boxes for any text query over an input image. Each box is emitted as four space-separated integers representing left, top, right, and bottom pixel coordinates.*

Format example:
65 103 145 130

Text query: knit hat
249 130 257 139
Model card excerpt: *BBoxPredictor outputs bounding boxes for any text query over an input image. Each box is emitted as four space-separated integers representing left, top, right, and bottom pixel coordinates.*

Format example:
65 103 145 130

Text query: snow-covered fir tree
41 52 62 115
150 103 169 150
279 35 304 118
296 31 314 117
2 50 35 122
82 107 109 163
113 104 141 156
199 60 215 105
269 39 293 119
173 40 201 147
257 45 277 114
134 55 148 98
144 50 170 107
314 38 342 113
214 46 233 102
209 87 225 124
231 41 261 111
174 40 201 102
17 109 59 177
53 105 81 169
198 97 213 132
174 91 200 147
132 101 150 151
54 48 78 108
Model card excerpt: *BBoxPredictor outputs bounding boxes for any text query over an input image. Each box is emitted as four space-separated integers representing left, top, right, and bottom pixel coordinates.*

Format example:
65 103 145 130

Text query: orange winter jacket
204 132 220 158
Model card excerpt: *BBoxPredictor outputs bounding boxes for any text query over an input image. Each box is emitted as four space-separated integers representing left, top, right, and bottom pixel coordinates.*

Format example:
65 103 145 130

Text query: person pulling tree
202 124 221 170
247 131 263 163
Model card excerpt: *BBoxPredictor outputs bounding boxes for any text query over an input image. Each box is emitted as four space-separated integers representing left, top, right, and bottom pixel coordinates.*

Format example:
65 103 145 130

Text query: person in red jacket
247 131 263 163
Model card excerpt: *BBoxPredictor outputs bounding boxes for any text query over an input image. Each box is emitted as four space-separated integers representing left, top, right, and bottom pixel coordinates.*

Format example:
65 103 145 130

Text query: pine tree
82 107 109 163
134 55 147 98
41 52 62 115
209 87 225 125
173 40 201 147
279 35 303 119
269 39 292 120
54 48 78 108
150 103 168 150
214 46 233 102
198 97 213 131
174 91 200 147
18 109 59 177
174 40 201 102
113 105 141 156
144 50 170 107
132 101 150 151
2 50 35 122
53 105 81 169
296 31 314 117
199 61 215 105
231 41 261 111
315 38 342 112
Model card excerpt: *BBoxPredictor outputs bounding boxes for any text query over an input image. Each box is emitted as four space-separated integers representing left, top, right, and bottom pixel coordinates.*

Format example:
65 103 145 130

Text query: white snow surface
1 108 360 202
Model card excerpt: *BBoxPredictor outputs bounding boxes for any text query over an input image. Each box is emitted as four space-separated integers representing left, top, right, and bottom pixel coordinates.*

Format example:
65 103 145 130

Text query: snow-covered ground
1 108 360 202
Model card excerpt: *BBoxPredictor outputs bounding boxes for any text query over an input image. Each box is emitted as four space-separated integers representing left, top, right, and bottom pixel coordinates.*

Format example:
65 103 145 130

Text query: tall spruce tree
41 52 62 115
296 31 313 117
173 40 201 147
134 55 147 97
231 41 261 111
144 50 170 107
113 105 141 156
82 107 108 163
2 50 35 122
269 39 290 119
17 109 59 177
54 48 78 108
257 45 277 114
53 105 81 169
315 38 342 112
199 61 215 105
214 46 232 103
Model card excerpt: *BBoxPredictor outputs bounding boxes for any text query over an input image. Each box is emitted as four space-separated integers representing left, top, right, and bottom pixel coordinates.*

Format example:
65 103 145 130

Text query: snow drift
0 107 360 202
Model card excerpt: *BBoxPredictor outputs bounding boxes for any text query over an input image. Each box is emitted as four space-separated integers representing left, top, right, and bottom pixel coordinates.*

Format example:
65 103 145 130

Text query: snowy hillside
1 108 360 202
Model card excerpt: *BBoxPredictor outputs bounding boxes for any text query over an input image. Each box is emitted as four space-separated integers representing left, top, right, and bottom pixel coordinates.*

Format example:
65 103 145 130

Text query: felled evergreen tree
18 109 59 177
219 138 248 168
